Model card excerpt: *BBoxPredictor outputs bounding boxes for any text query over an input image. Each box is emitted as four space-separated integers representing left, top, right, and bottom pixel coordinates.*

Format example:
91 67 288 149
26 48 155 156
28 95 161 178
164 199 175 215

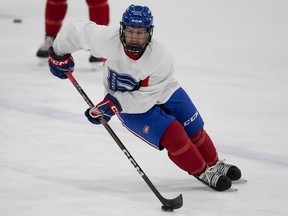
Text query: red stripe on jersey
141 76 150 87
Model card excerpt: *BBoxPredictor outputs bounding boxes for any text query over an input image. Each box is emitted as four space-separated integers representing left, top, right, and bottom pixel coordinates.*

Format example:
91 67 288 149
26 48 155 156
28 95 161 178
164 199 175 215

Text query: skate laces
199 166 221 187
213 160 231 176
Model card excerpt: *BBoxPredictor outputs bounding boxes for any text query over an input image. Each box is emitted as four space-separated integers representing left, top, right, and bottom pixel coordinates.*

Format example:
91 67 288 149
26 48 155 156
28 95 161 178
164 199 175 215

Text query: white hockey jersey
53 21 180 114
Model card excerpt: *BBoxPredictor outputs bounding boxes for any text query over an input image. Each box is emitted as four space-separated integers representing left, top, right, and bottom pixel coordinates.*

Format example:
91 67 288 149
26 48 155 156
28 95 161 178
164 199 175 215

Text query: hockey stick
65 71 183 211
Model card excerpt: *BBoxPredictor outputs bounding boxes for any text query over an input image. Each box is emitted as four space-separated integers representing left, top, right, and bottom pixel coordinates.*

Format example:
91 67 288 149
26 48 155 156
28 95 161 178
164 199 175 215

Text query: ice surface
1 0 288 215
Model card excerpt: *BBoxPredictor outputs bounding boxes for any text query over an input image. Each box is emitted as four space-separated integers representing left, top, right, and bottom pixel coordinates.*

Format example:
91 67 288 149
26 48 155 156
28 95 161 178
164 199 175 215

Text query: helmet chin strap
124 43 146 55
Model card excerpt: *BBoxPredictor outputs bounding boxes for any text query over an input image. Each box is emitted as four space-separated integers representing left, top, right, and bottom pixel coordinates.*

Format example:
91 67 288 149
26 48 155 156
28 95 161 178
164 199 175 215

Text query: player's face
123 27 149 48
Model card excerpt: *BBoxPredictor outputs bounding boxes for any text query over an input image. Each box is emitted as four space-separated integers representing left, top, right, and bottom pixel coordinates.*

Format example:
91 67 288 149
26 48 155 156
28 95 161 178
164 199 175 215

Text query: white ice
1 0 288 215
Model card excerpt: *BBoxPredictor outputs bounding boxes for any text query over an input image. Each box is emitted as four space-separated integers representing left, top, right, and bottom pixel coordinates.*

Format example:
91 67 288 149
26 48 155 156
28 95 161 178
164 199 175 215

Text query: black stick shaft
65 72 182 209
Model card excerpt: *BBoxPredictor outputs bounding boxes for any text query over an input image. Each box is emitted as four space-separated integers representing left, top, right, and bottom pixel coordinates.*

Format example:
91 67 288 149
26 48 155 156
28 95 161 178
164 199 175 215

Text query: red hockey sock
190 129 218 166
45 0 67 36
86 0 109 25
160 120 206 175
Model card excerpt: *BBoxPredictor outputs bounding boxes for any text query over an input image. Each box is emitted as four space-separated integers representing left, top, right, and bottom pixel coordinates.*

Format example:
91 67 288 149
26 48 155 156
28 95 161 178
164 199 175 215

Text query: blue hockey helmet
121 5 153 29
120 5 154 55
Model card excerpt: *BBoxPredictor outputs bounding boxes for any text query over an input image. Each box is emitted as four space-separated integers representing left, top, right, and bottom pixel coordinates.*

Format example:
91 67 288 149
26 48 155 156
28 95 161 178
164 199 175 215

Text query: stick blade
161 194 183 211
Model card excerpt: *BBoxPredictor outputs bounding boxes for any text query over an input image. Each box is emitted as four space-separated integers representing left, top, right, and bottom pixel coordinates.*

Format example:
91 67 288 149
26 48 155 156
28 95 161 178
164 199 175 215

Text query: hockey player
36 0 109 64
48 5 242 191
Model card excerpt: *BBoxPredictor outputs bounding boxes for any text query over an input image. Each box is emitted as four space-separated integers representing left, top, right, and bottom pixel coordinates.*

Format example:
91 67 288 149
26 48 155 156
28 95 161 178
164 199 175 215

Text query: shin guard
45 0 67 36
190 129 218 166
160 120 206 175
86 0 109 25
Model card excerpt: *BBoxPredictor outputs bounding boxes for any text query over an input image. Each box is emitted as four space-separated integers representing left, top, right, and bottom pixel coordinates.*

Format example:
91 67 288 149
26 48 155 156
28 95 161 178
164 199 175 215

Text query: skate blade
229 186 238 192
233 178 248 184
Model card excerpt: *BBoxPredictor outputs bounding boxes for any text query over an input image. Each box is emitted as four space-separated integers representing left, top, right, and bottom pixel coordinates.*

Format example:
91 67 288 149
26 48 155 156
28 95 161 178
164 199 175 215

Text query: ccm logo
184 111 199 126
122 149 144 177
51 59 68 66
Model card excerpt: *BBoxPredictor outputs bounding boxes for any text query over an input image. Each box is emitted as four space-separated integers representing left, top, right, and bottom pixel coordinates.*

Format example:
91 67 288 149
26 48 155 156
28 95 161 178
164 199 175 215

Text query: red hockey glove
85 94 122 124
48 47 74 79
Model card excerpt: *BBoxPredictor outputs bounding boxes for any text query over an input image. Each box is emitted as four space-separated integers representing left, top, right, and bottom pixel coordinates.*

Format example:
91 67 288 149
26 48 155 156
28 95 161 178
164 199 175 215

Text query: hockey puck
161 205 174 212
13 19 22 23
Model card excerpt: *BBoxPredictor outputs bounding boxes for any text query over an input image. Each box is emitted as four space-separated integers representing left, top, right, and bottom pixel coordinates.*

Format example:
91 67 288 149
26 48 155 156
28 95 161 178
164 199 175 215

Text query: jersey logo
107 67 140 92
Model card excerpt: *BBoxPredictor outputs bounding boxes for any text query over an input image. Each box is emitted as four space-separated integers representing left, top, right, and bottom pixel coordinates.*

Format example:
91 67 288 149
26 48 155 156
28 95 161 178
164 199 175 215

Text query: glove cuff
48 47 72 60
105 94 122 113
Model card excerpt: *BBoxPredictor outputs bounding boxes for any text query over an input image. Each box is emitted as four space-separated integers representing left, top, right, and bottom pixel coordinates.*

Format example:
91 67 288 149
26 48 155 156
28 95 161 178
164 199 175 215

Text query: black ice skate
89 55 105 63
89 55 105 71
36 35 55 58
213 160 242 181
195 166 232 191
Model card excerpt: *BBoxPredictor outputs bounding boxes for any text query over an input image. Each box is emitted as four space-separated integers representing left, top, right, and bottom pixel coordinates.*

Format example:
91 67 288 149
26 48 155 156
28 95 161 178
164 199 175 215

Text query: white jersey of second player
53 21 180 113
